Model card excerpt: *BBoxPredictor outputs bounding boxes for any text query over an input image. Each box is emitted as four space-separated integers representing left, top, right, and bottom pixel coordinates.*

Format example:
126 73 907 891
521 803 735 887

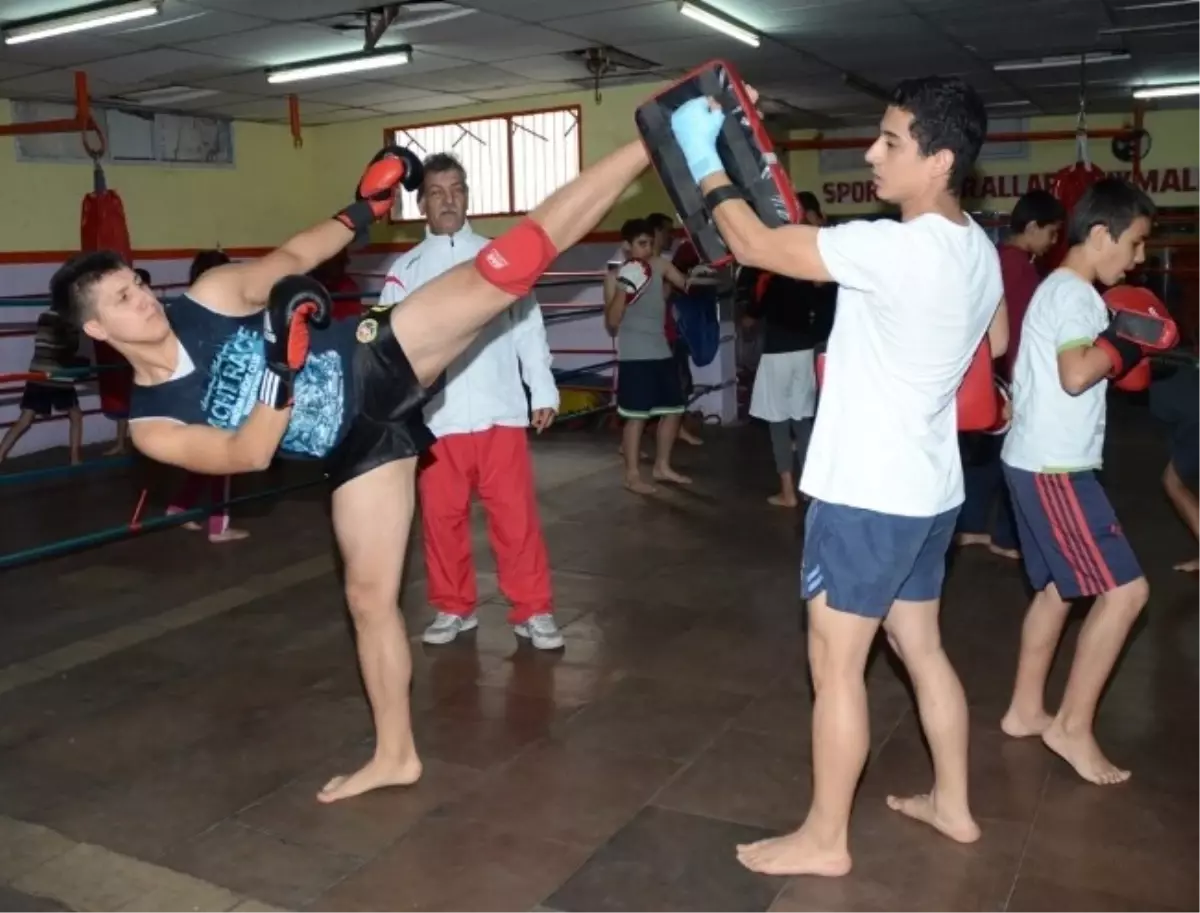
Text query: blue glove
669 96 726 183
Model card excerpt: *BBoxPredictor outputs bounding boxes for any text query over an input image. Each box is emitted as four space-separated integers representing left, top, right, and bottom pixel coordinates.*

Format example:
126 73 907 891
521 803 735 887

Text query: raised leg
390 141 650 385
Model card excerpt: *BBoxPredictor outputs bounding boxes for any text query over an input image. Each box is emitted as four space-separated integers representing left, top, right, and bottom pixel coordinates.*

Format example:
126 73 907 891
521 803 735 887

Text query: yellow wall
0 87 1196 255
0 98 316 253
788 108 1200 215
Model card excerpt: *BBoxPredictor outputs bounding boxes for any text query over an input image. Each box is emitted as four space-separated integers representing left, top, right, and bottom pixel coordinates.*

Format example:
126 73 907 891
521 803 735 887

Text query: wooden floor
0 401 1195 912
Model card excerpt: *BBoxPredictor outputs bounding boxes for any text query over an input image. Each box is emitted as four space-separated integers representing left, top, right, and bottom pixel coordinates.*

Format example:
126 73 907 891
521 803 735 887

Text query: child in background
956 190 1065 559
605 218 696 493
0 299 85 467
999 179 1160 785
1151 358 1199 572
162 250 250 543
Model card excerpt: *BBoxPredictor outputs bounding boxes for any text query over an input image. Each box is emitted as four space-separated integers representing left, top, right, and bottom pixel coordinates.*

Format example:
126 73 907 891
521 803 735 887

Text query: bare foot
208 527 250 543
736 828 852 877
652 466 693 485
1173 557 1199 573
767 493 799 508
317 752 423 804
1000 706 1053 738
988 545 1021 560
955 533 991 548
1042 721 1130 785
886 793 981 843
102 443 126 457
181 521 203 531
624 476 657 495
678 428 704 446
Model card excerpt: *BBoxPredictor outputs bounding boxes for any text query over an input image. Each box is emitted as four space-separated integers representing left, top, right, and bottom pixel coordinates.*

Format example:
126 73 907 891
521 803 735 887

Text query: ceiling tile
546 2 723 45
298 81 436 106
455 0 657 18
413 29 586 65
110 4 274 45
0 69 129 100
399 65 532 94
468 82 580 101
184 23 387 67
366 94 476 114
165 90 262 111
187 0 379 20
0 61 43 81
490 54 602 82
81 49 242 83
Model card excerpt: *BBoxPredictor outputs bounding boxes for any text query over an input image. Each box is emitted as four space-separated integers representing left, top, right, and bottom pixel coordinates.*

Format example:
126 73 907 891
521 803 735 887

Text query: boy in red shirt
956 190 1064 558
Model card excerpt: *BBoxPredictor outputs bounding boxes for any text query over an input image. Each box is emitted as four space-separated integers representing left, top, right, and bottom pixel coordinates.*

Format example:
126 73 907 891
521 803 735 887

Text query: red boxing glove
1096 285 1178 379
259 275 331 410
1113 357 1152 392
335 146 424 237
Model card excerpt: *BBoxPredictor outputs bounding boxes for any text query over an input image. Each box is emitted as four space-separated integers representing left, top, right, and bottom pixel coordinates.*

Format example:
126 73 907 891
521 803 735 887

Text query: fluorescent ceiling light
1133 83 1200 98
3 0 161 45
678 1 760 48
266 47 413 85
994 52 1131 72
119 85 220 105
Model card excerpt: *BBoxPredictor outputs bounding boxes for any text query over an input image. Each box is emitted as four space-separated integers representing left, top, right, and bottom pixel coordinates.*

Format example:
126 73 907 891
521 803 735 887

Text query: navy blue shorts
617 358 685 420
800 500 959 619
1002 465 1143 598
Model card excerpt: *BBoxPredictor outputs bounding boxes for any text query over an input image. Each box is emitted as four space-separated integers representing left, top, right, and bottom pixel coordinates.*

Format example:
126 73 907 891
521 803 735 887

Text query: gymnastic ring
81 117 107 160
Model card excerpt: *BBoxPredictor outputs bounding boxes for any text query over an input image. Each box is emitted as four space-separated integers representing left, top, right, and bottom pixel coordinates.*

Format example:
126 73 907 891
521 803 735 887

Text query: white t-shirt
1001 269 1108 472
801 214 1003 517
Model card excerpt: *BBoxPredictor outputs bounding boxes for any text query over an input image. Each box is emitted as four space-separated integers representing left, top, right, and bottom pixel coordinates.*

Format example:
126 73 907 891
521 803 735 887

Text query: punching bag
81 153 135 422
1046 128 1105 270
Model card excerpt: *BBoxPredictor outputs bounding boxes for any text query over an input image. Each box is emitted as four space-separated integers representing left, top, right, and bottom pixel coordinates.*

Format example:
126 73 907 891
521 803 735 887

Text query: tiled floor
0 403 1196 912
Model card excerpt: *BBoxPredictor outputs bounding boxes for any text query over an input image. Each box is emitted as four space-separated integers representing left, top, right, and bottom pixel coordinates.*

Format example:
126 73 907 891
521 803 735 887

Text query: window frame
383 103 583 224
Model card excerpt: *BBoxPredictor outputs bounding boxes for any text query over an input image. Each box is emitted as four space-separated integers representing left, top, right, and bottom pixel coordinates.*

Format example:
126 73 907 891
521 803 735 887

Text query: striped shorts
1002 465 1142 598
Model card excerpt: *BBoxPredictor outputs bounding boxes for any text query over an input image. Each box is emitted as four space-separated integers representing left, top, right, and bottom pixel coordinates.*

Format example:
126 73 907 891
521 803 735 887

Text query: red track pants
418 426 552 623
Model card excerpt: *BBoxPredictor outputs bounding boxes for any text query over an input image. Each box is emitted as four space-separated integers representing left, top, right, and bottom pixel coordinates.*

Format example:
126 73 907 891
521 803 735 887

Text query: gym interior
0 1 1196 910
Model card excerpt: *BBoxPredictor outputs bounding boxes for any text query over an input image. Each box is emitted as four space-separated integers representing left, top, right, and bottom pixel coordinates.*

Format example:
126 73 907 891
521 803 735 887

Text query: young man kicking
669 76 1006 875
52 138 654 804
999 179 1160 784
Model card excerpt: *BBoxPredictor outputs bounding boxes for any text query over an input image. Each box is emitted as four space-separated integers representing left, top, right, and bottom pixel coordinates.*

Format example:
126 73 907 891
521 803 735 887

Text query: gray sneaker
422 612 478 645
513 613 565 650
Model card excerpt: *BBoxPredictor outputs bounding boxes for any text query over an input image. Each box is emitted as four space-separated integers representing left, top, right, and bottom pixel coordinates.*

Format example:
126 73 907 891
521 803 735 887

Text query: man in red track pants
378 153 563 650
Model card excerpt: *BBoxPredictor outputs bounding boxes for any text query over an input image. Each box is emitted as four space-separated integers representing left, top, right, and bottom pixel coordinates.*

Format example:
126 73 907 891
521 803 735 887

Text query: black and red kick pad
634 60 802 266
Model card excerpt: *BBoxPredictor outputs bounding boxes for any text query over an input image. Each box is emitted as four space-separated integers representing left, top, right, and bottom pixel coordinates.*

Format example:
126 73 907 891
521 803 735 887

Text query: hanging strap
1075 55 1090 167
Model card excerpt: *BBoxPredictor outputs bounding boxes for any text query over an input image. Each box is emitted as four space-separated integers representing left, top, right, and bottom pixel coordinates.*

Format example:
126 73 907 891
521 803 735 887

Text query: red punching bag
80 138 135 422
1045 126 1105 270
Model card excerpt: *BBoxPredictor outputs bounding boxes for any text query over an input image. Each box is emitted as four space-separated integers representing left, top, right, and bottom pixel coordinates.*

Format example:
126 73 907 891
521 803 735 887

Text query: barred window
389 105 581 221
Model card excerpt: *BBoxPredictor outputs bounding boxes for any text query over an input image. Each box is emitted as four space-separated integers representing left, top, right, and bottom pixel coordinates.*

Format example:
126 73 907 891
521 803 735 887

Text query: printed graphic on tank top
129 295 358 459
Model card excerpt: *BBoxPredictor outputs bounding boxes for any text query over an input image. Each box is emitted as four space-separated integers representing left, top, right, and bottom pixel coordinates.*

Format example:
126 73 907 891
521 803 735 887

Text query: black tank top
129 295 359 460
